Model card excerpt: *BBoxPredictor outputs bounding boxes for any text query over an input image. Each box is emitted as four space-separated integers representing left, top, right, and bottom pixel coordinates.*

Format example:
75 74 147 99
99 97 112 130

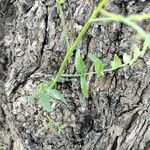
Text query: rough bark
0 0 150 150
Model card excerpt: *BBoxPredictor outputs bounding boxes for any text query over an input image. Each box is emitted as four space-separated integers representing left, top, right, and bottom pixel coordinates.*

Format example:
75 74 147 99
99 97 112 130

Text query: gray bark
0 0 150 150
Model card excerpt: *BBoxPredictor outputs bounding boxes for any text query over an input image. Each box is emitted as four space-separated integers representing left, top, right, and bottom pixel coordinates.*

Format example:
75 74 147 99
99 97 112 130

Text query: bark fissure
0 0 150 149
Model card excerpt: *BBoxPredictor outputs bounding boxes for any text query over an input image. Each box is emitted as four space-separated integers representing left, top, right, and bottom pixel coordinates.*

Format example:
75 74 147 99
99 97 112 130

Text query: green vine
29 0 150 115
56 0 70 49
49 0 107 88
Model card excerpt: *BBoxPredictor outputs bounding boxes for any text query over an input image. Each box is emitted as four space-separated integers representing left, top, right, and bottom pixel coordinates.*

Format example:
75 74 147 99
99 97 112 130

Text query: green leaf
95 63 104 77
28 92 37 105
80 77 88 98
38 83 46 93
123 53 131 64
75 49 87 75
40 79 52 86
58 123 67 134
111 55 122 70
57 0 65 5
133 45 141 60
130 45 141 65
39 93 52 112
47 88 66 104
88 53 104 77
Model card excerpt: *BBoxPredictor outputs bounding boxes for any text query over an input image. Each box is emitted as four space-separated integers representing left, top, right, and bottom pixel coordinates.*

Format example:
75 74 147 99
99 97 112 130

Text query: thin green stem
62 65 126 78
128 14 150 21
62 72 104 78
99 9 148 38
91 17 122 22
56 1 70 49
122 19 147 38
92 11 150 56
50 0 107 88
92 17 148 39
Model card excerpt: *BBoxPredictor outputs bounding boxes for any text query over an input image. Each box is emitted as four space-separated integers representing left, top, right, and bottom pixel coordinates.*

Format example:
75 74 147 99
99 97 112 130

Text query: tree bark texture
0 0 150 150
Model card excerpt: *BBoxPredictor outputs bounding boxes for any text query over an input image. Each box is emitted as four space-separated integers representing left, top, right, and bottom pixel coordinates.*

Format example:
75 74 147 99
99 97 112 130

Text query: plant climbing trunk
0 0 150 149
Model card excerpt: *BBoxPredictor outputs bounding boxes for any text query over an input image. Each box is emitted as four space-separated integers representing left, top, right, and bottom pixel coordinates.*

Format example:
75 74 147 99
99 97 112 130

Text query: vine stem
92 10 150 57
50 0 107 88
56 1 70 49
62 64 126 78
92 9 148 38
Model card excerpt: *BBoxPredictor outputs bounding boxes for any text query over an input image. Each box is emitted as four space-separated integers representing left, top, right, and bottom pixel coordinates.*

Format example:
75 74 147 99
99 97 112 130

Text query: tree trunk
0 0 150 149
